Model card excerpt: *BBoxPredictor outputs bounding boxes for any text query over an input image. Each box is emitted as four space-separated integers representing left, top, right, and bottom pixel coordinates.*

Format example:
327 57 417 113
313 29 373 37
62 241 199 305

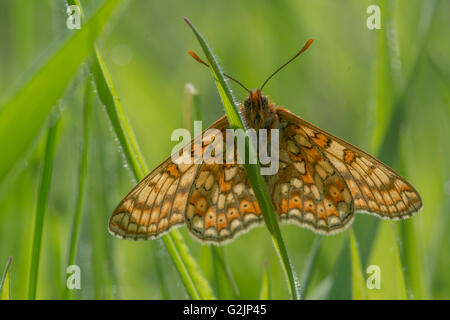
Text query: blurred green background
0 0 449 300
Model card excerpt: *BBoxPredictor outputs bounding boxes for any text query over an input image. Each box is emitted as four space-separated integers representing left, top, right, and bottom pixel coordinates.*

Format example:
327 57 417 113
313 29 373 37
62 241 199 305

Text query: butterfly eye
261 96 268 106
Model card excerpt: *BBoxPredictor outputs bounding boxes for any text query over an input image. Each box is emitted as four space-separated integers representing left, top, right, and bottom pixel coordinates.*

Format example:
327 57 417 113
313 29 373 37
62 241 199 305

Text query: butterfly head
246 89 267 109
242 89 275 129
187 38 315 129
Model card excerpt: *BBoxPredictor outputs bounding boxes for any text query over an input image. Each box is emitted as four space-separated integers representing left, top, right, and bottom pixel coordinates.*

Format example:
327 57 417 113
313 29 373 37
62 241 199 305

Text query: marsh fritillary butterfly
108 39 422 244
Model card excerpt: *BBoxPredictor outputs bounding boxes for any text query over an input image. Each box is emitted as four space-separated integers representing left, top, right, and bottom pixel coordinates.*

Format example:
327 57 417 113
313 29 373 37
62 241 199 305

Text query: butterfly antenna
259 38 314 91
188 51 250 93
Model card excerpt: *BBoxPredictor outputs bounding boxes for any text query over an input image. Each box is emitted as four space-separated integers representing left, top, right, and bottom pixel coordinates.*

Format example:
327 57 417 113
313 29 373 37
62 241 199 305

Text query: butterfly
108 39 422 244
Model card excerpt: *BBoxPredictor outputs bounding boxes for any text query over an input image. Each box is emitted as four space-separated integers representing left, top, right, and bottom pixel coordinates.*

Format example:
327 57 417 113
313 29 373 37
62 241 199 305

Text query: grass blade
0 0 124 183
0 257 13 300
366 223 408 299
184 17 299 300
28 115 61 300
299 235 322 299
64 75 93 299
211 247 239 299
259 262 271 300
327 239 351 299
91 45 214 300
349 228 368 300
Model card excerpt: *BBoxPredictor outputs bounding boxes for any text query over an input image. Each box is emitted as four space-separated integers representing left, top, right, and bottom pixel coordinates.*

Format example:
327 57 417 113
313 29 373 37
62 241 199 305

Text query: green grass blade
327 239 351 299
299 236 322 299
91 43 214 300
64 76 93 299
367 223 408 299
211 247 239 299
259 262 271 300
28 116 61 300
92 48 145 180
0 0 124 183
184 17 299 300
150 241 170 300
0 257 13 300
170 231 215 299
350 228 368 300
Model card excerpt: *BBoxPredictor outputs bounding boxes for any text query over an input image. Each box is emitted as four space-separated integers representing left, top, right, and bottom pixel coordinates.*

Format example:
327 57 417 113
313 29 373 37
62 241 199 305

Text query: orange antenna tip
259 37 315 90
299 38 314 54
188 51 209 67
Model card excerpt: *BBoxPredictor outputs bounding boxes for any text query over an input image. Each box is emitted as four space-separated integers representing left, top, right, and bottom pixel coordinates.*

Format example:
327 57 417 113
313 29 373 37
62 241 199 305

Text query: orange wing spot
205 207 217 228
324 197 339 217
332 175 347 191
166 164 180 178
301 168 315 184
288 194 303 210
195 196 208 215
253 201 261 214
280 198 288 213
304 199 316 213
226 207 239 221
240 199 256 214
344 149 356 164
217 213 227 231
312 133 330 148
305 148 321 162
190 191 208 216
317 203 327 220
288 152 304 162
328 184 344 202
218 171 232 192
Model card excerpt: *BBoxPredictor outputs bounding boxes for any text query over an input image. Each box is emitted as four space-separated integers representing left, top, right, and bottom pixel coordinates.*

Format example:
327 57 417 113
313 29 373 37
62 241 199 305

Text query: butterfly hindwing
184 123 264 244
271 115 355 234
186 162 263 244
